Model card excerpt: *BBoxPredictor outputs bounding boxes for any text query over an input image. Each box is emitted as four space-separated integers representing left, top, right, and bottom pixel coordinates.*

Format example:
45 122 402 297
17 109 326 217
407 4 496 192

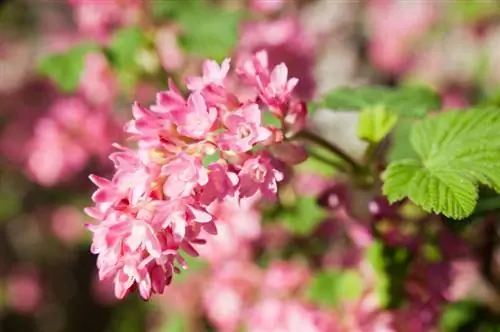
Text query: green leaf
440 300 500 332
305 269 363 308
107 26 149 90
357 105 398 143
281 196 327 235
387 119 419 162
177 2 240 61
383 108 500 219
321 85 440 118
38 43 98 92
159 316 189 332
108 26 148 69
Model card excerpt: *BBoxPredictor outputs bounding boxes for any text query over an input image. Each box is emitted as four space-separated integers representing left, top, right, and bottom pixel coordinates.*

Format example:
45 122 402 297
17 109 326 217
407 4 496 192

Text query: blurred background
1 0 500 331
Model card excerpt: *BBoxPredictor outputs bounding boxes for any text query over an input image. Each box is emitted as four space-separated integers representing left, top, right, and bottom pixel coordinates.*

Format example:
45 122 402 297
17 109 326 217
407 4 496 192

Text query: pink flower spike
162 153 208 198
187 58 231 91
169 91 217 139
217 103 271 153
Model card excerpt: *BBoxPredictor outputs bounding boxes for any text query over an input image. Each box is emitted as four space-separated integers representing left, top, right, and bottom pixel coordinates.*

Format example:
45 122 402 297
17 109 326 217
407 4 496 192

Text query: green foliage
383 108 500 219
177 4 240 61
107 26 149 89
281 196 327 236
357 105 398 143
305 269 363 308
38 43 98 92
440 300 500 332
387 119 419 162
152 0 240 61
453 0 500 22
366 241 411 308
319 85 440 118
108 26 149 69
159 315 189 332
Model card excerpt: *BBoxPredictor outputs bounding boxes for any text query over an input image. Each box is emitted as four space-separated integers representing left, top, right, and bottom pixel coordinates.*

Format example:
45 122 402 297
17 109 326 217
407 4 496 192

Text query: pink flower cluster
86 51 307 300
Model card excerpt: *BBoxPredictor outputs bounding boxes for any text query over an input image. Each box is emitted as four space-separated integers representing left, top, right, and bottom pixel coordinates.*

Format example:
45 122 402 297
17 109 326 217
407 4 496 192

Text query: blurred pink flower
198 197 261 264
238 17 317 99
155 26 184 72
51 206 85 244
25 98 118 186
204 261 262 331
246 298 338 332
68 0 142 41
261 260 310 296
80 52 117 106
250 0 285 14
367 0 435 74
6 268 43 314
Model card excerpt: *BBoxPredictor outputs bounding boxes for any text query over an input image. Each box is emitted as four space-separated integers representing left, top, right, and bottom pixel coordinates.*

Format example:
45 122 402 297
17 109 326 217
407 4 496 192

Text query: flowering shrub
2 1 500 332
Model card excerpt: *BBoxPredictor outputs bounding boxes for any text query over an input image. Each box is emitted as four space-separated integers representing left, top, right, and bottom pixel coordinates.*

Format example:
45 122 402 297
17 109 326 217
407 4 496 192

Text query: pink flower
25 97 118 186
198 198 261 264
261 261 310 296
258 63 298 109
238 153 284 200
187 58 231 91
218 103 271 153
155 26 184 72
203 261 262 331
6 267 43 314
69 0 142 41
238 17 316 99
169 91 217 139
80 52 116 105
162 153 209 198
86 51 307 300
236 50 270 87
51 206 85 244
250 0 285 14
246 299 337 332
199 163 239 205
367 0 435 74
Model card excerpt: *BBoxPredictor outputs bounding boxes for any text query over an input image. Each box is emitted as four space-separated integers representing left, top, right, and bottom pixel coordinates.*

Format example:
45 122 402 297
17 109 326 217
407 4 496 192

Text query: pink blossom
187 58 231 91
155 26 184 72
238 17 316 99
367 0 435 74
69 0 142 41
199 163 239 205
25 98 117 186
246 299 338 332
218 103 271 153
80 52 116 106
198 198 261 264
258 63 299 109
162 153 208 198
169 91 217 139
261 260 310 296
203 261 262 331
238 153 284 200
250 0 285 14
6 268 43 314
51 206 85 244
86 51 305 299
